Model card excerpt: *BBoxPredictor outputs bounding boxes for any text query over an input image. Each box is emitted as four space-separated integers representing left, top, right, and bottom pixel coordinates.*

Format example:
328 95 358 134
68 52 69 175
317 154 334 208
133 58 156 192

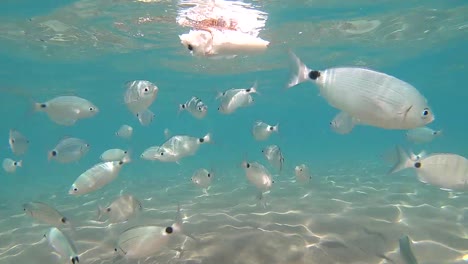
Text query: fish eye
73 188 78 192
198 106 202 111
114 248 117 252
246 163 250 168
61 217 67 223
421 108 430 118
414 162 422 168
144 88 149 92
107 208 111 212
245 88 251 92
207 173 211 178
160 152 164 156
40 103 47 108
165 226 173 234
269 126 274 131
124 151 128 154
51 150 57 157
89 107 94 111
187 44 193 51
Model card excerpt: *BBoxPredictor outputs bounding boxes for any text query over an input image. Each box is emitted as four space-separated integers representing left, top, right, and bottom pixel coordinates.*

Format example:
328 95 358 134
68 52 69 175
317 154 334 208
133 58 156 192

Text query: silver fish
2 158 22 173
34 95 98 126
23 201 70 228
136 108 155 126
217 84 258 114
100 149 130 162
179 96 208 119
330 111 358 135
97 194 142 223
45 227 79 264
116 125 133 139
48 137 90 163
406 126 442 144
390 147 468 191
124 80 158 115
191 168 214 189
294 164 312 183
8 129 29 155
69 156 131 196
252 121 279 141
288 52 434 129
241 160 273 192
262 145 284 171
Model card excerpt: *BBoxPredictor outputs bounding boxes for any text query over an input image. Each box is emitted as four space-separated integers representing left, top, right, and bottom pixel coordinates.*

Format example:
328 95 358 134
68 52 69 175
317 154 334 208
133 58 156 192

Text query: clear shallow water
0 0 467 263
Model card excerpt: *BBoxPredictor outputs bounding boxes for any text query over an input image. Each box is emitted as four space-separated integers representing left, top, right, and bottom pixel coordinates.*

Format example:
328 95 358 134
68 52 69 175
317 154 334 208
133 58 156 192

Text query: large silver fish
45 227 79 264
34 95 98 126
288 52 434 130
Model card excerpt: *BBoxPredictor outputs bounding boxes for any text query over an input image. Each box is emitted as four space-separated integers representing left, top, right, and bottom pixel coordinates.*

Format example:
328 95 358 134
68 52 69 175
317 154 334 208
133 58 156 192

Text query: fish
69 156 131 195
159 133 212 160
124 80 158 115
262 145 284 171
389 146 468 191
252 121 279 141
8 129 29 155
48 137 90 163
241 160 273 192
179 96 208 119
179 29 269 57
45 227 79 264
140 146 183 163
330 111 358 134
34 95 98 126
191 168 214 189
294 164 312 183
114 204 196 259
116 125 133 139
23 202 71 228
406 126 442 144
97 194 142 223
2 158 22 173
218 85 258 114
100 149 130 162
136 108 155 126
287 52 434 130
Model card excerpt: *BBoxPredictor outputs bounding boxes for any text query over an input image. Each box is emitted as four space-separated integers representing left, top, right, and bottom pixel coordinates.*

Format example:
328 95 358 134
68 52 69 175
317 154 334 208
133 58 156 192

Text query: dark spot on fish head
61 217 67 223
40 103 47 108
107 208 111 212
51 150 57 157
187 44 193 51
199 138 204 143
308 70 321 80
165 226 173 234
414 162 422 168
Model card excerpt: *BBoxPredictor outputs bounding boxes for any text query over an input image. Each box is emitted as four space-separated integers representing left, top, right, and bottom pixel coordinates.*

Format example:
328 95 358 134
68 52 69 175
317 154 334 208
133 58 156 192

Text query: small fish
23 201 70 228
100 149 130 162
217 84 258 114
295 164 312 183
406 126 442 144
140 146 183 163
252 121 279 141
124 80 158 115
164 128 171 139
179 96 208 119
9 129 29 155
389 146 468 191
330 111 358 134
97 194 142 223
287 52 434 130
34 95 98 126
115 204 196 259
159 133 212 161
136 108 155 126
191 168 214 189
241 160 273 192
48 137 90 163
69 156 131 196
45 227 79 264
2 158 22 173
116 125 133 139
262 145 284 171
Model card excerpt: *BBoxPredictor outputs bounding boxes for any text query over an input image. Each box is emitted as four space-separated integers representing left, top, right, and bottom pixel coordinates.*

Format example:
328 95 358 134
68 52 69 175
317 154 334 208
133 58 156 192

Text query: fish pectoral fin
397 105 413 119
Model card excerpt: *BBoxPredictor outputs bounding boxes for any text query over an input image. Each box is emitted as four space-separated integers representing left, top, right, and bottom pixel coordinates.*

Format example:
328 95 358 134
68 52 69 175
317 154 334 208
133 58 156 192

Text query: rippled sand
1 161 467 264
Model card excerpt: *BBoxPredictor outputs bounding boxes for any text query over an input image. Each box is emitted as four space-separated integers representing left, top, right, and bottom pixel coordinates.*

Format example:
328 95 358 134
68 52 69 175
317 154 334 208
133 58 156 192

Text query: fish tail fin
287 50 313 89
202 133 212 144
434 129 443 137
71 255 79 264
121 154 131 164
251 80 260 95
177 104 185 116
97 205 103 221
388 146 413 174
16 160 23 167
273 123 279 133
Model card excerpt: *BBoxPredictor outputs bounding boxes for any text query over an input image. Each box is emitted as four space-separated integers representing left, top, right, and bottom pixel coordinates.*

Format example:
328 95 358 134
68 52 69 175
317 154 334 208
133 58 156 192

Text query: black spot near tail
71 256 79 264
308 70 321 80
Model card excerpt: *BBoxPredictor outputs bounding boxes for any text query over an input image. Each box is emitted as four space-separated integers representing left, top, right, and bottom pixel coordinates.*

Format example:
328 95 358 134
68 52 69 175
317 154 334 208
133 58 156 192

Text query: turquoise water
0 1 467 263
